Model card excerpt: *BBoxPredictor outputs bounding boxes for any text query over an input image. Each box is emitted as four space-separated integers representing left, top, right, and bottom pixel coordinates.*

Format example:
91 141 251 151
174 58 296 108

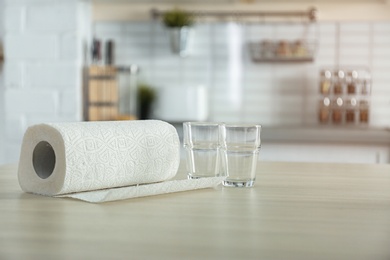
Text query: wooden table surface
1 161 390 260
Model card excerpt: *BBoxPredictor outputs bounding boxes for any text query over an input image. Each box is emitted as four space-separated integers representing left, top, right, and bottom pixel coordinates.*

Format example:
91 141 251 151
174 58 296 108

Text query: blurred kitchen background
0 0 390 164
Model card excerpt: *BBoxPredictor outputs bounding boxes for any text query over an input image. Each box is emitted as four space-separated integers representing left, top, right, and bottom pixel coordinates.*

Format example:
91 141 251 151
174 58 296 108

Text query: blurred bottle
319 97 331 124
333 70 345 95
332 97 343 124
345 98 357 124
346 70 358 95
359 100 370 124
361 78 371 95
92 38 101 64
319 70 332 95
105 40 115 65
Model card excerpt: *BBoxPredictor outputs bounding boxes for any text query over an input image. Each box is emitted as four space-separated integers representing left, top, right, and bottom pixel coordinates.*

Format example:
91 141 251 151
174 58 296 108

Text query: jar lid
323 97 330 106
337 70 345 78
332 97 344 107
346 98 357 106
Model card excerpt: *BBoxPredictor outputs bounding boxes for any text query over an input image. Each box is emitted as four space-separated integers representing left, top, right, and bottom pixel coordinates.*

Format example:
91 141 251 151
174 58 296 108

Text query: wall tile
339 34 370 46
373 34 390 45
94 22 124 35
123 22 152 34
150 77 181 88
59 33 80 60
373 22 390 33
372 59 390 68
372 69 390 82
26 3 77 32
5 89 58 115
246 24 275 41
372 46 390 57
339 55 370 67
4 61 24 89
339 45 369 56
25 62 78 89
318 23 337 34
4 6 25 32
3 143 22 163
26 114 78 126
317 35 336 46
5 34 57 60
5 116 24 141
340 23 370 33
275 24 315 36
244 65 274 79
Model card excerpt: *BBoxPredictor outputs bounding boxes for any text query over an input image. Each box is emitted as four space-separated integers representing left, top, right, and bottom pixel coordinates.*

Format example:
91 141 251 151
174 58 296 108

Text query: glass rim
222 123 262 129
183 121 221 127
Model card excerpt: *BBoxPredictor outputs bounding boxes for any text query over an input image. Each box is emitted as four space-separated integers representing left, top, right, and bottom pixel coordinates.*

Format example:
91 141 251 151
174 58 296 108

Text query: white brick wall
5 35 57 59
26 3 78 32
0 0 91 163
25 62 79 89
0 0 5 164
4 5 25 32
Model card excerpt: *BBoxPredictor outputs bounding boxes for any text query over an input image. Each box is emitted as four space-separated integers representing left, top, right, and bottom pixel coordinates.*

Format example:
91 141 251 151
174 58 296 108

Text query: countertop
1 161 390 259
262 125 390 145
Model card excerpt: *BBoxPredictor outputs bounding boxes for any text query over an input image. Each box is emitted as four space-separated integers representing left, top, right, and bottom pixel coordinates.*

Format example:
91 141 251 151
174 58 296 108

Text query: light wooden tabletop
1 161 390 260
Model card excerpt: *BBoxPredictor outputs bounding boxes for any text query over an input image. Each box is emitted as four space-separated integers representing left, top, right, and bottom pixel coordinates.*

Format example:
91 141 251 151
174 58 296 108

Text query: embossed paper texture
18 120 223 203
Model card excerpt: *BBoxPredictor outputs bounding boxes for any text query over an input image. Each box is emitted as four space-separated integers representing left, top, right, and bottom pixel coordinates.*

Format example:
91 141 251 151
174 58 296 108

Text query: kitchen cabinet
262 142 389 164
261 126 390 163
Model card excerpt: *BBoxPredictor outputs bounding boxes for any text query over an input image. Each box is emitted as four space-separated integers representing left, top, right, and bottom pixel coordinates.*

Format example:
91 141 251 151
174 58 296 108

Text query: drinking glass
220 124 261 187
183 122 221 179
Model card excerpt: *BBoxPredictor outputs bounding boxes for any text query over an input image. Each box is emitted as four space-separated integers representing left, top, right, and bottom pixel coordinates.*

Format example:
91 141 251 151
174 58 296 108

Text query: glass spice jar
361 78 371 95
359 100 370 124
332 97 344 124
292 40 307 57
345 98 357 124
276 40 292 57
347 70 358 95
333 70 345 95
319 70 332 95
261 40 274 59
319 97 331 123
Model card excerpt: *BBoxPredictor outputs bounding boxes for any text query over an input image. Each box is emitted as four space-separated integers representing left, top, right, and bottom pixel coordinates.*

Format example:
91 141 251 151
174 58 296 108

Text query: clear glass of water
183 122 221 179
220 124 261 187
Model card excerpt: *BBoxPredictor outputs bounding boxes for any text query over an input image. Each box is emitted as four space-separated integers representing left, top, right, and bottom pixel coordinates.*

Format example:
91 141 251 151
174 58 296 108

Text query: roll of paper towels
18 120 223 203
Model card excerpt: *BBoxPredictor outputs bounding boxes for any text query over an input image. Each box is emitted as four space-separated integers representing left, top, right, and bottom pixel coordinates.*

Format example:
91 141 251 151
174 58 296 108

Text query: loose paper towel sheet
18 120 223 203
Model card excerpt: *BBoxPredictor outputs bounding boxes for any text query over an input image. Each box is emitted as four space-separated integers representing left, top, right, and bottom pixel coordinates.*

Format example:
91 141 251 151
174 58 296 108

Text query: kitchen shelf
250 57 314 63
248 41 316 63
151 7 317 22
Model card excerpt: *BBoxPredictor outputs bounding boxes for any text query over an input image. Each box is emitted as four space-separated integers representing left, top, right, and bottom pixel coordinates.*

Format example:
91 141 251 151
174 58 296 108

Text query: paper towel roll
18 120 181 197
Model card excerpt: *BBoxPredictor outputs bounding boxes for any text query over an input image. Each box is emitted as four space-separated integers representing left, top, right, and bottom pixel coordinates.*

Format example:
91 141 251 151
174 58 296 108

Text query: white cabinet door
261 142 390 164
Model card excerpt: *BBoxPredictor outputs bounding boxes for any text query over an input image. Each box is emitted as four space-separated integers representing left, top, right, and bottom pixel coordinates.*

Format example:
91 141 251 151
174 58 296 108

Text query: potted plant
162 8 195 57
137 83 156 120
